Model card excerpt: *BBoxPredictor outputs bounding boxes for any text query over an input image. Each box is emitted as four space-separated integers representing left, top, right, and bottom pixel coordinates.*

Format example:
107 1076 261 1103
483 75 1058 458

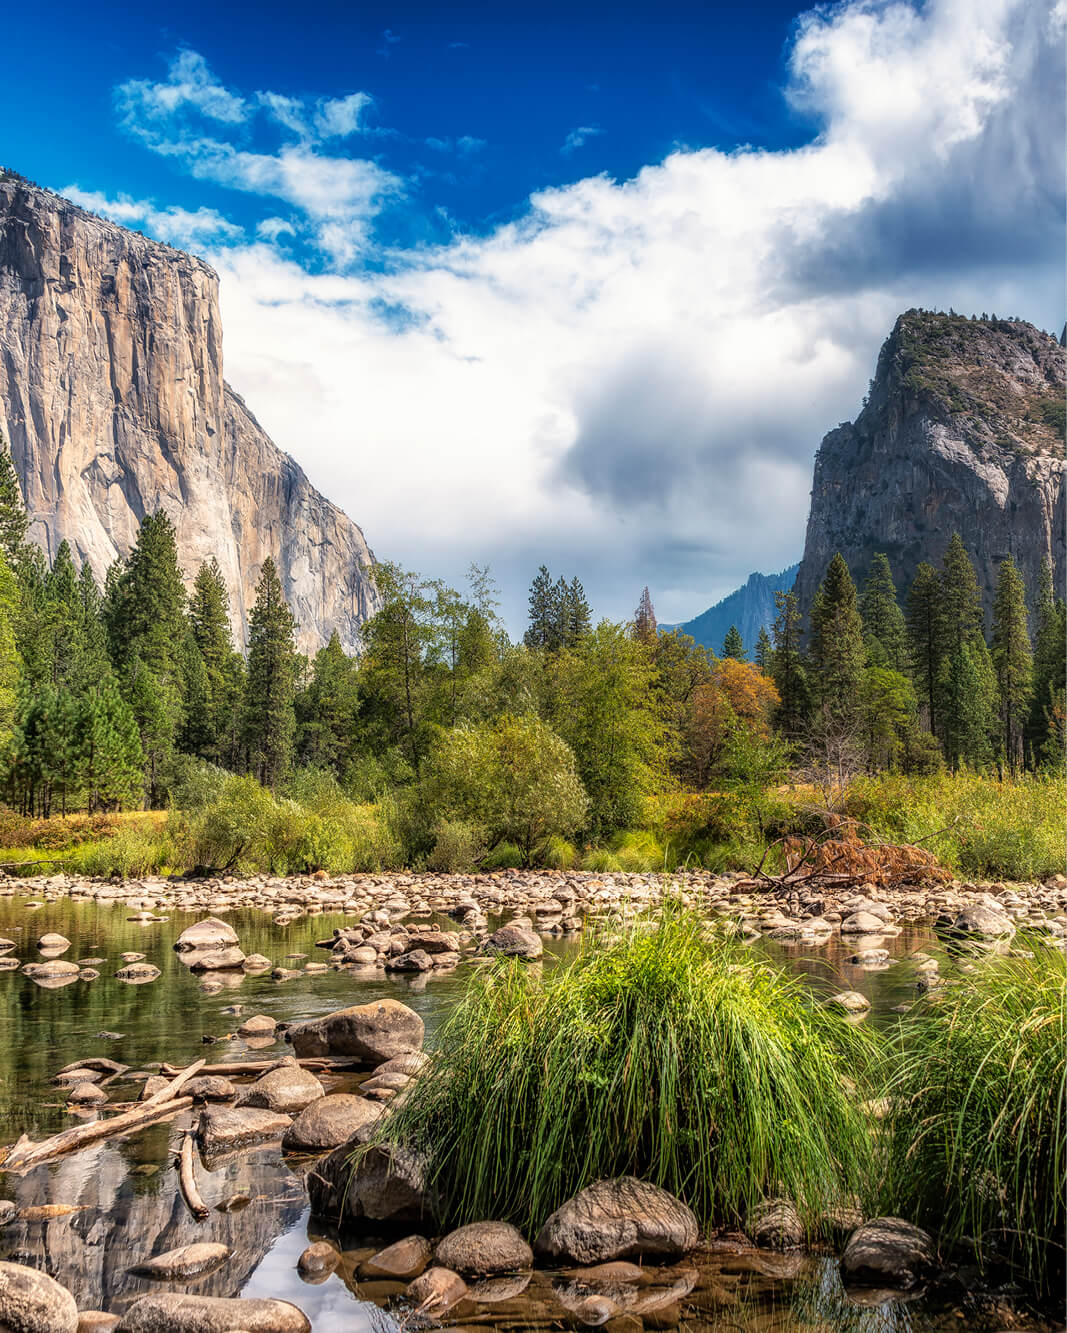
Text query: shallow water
0 895 1057 1332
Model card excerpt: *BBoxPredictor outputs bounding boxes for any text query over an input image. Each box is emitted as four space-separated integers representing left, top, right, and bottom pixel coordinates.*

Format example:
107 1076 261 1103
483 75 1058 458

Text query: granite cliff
795 311 1066 625
0 171 378 651
667 565 799 655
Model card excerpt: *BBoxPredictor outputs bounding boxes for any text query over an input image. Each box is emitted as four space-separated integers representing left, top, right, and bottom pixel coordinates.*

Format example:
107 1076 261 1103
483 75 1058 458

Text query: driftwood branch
159 1057 351 1078
2 1097 193 1172
177 1131 209 1220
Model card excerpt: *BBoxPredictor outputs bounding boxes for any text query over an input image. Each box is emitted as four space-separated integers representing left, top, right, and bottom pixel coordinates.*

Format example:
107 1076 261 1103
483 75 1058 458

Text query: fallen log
1 1097 193 1172
177 1131 209 1220
143 1058 206 1107
159 1057 351 1078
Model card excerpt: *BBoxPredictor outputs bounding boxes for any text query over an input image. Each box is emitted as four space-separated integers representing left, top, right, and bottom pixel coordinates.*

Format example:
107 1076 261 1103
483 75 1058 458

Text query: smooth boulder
287 999 424 1063
360 1235 433 1280
198 1106 291 1157
174 918 239 953
186 947 246 972
840 1217 936 1289
535 1177 698 1264
308 1139 435 1225
483 925 543 959
435 1221 533 1275
115 1293 309 1332
282 1093 382 1152
0 1261 78 1332
748 1199 804 1250
129 1244 230 1280
237 1062 324 1114
405 1267 467 1316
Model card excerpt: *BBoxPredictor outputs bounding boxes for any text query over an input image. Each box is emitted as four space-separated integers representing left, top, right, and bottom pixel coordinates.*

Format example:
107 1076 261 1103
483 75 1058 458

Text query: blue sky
3 0 1064 630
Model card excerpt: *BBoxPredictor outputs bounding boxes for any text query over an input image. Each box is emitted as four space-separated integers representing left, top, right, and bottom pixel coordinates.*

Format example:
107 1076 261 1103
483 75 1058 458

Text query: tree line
0 433 1060 841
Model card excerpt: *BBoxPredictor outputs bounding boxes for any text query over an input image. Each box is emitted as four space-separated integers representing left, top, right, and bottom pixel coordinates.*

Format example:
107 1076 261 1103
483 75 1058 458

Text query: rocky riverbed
0 868 1063 1332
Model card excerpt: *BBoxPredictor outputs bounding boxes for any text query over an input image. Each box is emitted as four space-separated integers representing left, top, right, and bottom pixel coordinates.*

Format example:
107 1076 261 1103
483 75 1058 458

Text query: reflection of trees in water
0 1130 306 1313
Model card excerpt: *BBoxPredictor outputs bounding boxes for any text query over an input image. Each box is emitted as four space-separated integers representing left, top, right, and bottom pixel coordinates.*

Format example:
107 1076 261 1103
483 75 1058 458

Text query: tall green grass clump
879 945 1066 1294
368 907 873 1234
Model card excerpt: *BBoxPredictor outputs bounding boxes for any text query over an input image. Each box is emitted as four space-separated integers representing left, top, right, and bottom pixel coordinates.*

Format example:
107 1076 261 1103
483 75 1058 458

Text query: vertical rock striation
795 311 1066 626
0 171 378 651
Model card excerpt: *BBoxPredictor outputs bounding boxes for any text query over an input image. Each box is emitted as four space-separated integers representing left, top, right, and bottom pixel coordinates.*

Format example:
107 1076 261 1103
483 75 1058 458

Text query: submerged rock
129 1243 230 1280
535 1177 699 1264
405 1266 467 1316
115 1292 310 1331
360 1235 433 1280
0 1260 78 1333
287 998 424 1063
296 1241 339 1280
840 1217 936 1289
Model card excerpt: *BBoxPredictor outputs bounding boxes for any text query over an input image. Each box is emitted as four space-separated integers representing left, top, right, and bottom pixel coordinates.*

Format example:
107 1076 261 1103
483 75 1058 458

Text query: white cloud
117 49 247 128
561 125 604 155
315 92 374 139
104 0 1064 629
60 186 244 246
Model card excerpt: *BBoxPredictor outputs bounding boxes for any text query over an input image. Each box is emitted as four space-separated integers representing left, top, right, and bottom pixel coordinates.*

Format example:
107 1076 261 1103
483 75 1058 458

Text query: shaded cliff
667 565 799 655
0 171 378 651
795 311 1066 626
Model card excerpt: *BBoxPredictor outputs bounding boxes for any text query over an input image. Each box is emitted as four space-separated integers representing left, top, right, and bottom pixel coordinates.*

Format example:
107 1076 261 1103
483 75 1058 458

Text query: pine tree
187 559 243 763
771 589 810 737
243 556 297 787
297 631 359 772
0 548 20 747
634 587 658 644
907 561 941 732
754 626 773 673
1028 559 1066 764
860 553 907 671
126 657 174 806
721 625 745 660
566 577 592 645
0 433 28 564
939 533 984 656
524 566 556 651
77 678 144 811
937 534 993 760
809 553 866 730
990 556 1033 773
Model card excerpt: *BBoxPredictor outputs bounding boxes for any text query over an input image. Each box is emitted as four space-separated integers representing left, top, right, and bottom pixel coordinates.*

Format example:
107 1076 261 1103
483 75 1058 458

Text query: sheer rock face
795 311 1066 625
0 173 378 651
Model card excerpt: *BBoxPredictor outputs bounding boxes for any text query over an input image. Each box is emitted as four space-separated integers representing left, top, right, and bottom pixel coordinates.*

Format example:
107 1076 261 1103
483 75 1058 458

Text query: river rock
129 1243 230 1280
436 1221 533 1275
282 1093 382 1152
828 990 871 1012
360 1235 433 1280
949 905 1015 937
68 1081 108 1105
198 1106 291 1157
241 954 272 971
185 1076 237 1102
0 1260 78 1332
23 960 80 979
405 1266 467 1316
141 1076 171 1100
535 1178 698 1264
237 1014 276 1037
37 932 71 951
115 1292 310 1332
748 1199 804 1250
174 918 239 953
237 1062 324 1114
186 946 246 972
76 1313 120 1332
840 912 888 934
287 998 424 1063
384 948 433 973
296 1242 338 1279
483 925 543 959
840 1217 936 1288
116 963 161 983
308 1139 435 1225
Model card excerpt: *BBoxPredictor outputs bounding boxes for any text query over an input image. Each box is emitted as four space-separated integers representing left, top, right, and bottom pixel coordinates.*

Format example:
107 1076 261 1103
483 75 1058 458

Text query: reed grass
879 943 1066 1294
367 905 874 1234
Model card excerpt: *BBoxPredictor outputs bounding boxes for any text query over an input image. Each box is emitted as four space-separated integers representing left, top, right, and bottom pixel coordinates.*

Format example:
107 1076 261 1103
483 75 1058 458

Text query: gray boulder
435 1221 533 1275
483 925 542 959
535 1177 698 1264
840 1217 936 1288
174 918 239 952
360 1235 433 1280
0 1261 78 1332
950 905 1015 938
237 1062 324 1114
282 1094 382 1152
198 1106 291 1158
748 1199 804 1250
115 1293 309 1331
308 1138 436 1225
128 1244 230 1280
186 946 246 972
287 999 424 1063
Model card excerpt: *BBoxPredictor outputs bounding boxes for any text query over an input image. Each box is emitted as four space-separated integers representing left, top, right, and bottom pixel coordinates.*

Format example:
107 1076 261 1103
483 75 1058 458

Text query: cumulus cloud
60 186 244 246
97 0 1063 629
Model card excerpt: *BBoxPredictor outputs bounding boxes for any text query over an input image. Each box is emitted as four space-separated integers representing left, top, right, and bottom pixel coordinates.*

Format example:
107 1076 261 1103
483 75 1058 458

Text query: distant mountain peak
668 564 799 654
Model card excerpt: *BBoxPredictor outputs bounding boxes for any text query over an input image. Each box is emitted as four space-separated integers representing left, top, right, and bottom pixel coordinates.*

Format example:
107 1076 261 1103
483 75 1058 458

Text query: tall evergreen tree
936 534 993 761
809 553 866 730
771 589 810 738
524 566 556 651
990 556 1033 773
938 533 985 656
754 626 773 673
634 587 658 644
721 625 745 660
77 678 144 811
297 631 360 772
1028 558 1066 764
566 577 592 645
187 558 243 763
907 561 941 733
243 557 298 786
0 549 21 748
0 433 28 564
860 553 907 671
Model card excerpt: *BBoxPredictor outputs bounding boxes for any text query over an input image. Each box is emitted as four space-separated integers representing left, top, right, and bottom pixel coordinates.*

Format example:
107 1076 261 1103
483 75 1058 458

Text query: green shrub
483 841 523 870
543 835 577 869
580 848 623 872
426 819 488 872
67 825 177 878
367 907 874 1233
880 945 1066 1293
611 829 667 872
